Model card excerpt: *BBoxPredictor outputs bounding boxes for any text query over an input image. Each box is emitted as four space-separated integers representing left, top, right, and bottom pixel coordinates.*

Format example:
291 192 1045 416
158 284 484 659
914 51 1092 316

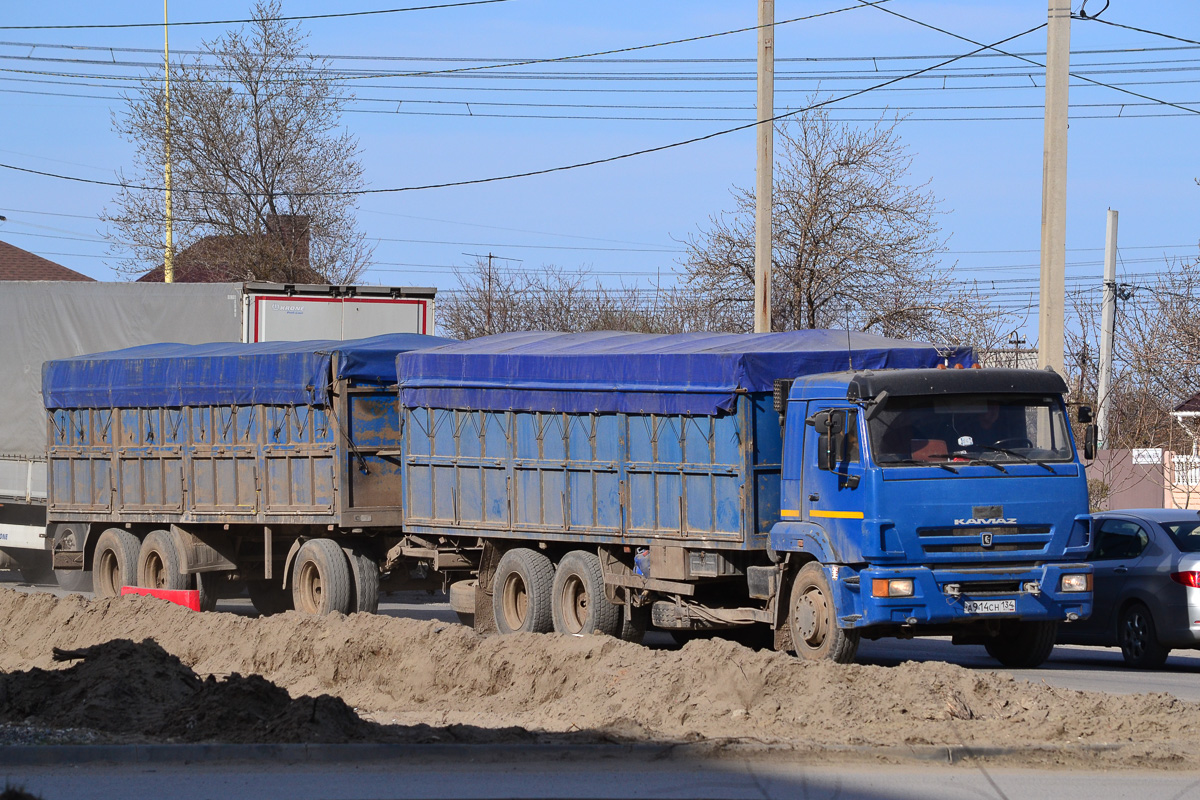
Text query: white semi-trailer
0 280 435 588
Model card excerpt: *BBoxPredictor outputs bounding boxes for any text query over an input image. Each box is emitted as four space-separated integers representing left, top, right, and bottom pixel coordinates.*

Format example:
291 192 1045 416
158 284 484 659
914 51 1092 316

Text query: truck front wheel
789 562 859 663
93 528 141 599
984 621 1057 668
493 548 554 634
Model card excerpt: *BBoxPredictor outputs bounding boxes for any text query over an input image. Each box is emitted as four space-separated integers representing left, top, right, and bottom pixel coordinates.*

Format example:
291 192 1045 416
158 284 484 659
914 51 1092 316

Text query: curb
0 741 1128 767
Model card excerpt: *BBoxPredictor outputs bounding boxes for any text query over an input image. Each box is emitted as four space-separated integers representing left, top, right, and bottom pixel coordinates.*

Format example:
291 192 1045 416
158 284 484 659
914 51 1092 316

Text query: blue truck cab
770 366 1094 665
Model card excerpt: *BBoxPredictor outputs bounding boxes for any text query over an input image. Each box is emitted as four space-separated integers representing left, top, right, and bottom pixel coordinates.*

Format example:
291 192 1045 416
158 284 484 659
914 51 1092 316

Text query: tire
619 604 651 644
551 550 621 636
54 569 93 593
16 551 55 585
248 579 294 616
50 524 91 593
92 528 141 599
492 547 555 635
195 572 219 612
1118 603 1170 669
342 547 380 615
984 621 1058 668
788 562 859 663
291 538 353 616
449 579 477 628
137 530 188 591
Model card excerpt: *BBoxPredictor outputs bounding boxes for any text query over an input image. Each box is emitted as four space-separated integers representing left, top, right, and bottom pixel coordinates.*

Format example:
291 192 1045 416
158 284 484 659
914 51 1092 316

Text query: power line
0 22 1050 196
1083 16 1200 49
859 0 1200 118
0 1 516 31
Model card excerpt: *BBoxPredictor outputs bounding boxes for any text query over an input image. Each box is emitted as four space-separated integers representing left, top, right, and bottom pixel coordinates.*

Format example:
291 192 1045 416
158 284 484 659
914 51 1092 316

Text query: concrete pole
163 0 174 284
1097 208 1118 449
753 0 774 333
1037 0 1071 372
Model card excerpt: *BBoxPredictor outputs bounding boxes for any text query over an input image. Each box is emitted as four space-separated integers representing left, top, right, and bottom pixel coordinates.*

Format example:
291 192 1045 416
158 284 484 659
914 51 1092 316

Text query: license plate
964 599 1016 614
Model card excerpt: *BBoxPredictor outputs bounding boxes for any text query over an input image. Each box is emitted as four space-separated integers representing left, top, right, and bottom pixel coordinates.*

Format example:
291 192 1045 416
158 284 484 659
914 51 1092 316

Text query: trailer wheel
93 528 141 599
984 621 1058 668
788 562 859 663
493 548 554 634
15 552 55 586
291 539 353 616
195 572 220 612
619 604 651 644
551 550 621 637
342 547 380 615
248 579 294 616
137 530 188 591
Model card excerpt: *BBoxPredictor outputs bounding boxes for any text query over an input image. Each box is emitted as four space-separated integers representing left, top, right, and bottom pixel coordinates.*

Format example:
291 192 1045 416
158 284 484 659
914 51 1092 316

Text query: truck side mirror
1078 405 1094 424
814 410 846 471
1083 423 1098 461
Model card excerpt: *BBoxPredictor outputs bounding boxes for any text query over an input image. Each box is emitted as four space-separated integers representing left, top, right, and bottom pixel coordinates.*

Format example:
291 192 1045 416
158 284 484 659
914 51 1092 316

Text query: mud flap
473 541 501 635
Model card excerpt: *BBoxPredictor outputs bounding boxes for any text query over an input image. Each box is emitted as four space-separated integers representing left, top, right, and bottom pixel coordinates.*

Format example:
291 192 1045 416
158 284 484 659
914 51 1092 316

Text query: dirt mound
0 588 1197 763
0 638 384 743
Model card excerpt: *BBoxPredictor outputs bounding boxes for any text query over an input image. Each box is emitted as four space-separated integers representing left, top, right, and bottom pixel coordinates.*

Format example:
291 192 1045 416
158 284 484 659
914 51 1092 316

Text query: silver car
1057 509 1200 668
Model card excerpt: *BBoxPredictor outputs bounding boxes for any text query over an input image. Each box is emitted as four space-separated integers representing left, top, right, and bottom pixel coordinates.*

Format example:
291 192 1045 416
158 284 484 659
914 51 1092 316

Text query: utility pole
753 0 774 334
163 0 175 283
1097 208 1118 449
1037 0 1071 372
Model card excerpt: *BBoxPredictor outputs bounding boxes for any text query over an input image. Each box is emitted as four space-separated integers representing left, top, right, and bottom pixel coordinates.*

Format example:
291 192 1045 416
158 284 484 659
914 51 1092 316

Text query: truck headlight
872 578 914 598
1060 573 1091 593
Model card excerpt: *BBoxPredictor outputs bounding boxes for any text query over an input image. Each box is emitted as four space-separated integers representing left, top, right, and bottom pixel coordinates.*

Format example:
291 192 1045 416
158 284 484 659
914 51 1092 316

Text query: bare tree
437 258 738 340
104 0 371 283
681 103 1014 347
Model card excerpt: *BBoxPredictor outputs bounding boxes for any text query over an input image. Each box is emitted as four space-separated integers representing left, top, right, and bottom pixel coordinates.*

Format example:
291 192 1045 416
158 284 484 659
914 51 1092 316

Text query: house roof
1175 393 1200 413
0 240 94 281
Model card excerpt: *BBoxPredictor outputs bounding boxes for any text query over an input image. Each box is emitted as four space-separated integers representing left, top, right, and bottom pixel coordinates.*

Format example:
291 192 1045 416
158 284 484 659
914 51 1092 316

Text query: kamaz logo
954 517 1017 525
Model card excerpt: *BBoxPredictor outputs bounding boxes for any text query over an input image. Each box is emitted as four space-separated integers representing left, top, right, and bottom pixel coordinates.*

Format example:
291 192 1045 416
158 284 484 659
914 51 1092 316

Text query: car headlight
1060 573 1091 593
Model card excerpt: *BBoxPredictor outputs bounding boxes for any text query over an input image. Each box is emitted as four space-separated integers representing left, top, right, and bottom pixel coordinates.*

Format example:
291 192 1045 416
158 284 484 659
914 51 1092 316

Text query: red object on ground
120 586 201 611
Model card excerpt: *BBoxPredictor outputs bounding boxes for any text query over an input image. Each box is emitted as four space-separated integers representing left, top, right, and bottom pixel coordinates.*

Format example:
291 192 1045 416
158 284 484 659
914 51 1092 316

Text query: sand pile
0 589 1197 762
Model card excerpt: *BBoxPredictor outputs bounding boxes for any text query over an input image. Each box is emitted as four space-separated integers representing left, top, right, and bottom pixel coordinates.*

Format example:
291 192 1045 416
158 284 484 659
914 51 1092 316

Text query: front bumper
832 563 1093 629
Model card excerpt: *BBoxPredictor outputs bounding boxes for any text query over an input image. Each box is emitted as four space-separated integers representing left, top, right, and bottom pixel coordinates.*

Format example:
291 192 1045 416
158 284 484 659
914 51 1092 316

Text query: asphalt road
7 753 1200 800
5 570 1199 701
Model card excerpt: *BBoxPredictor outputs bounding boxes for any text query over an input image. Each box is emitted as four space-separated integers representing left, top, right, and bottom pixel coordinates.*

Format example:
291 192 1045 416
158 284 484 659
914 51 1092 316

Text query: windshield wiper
882 458 958 474
971 444 1056 474
965 459 1007 474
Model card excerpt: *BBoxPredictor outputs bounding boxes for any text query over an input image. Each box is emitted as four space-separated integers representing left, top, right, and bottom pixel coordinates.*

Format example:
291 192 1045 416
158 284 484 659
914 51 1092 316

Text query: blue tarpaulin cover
43 333 447 409
396 330 974 415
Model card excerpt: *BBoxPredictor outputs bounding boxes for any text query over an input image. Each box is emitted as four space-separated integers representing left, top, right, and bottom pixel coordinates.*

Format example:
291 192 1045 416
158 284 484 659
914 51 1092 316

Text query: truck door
801 403 866 551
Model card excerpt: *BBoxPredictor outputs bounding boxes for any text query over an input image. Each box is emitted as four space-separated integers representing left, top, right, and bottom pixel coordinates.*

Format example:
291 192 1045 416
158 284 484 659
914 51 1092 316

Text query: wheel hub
795 588 828 645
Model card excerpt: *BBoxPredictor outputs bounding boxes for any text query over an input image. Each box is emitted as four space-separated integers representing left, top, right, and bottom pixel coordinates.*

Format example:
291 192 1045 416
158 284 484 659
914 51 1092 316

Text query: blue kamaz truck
44 330 1094 665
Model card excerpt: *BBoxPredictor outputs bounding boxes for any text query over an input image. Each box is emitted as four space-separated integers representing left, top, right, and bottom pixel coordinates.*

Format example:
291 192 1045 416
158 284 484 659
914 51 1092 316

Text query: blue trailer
43 333 445 614
395 331 1094 665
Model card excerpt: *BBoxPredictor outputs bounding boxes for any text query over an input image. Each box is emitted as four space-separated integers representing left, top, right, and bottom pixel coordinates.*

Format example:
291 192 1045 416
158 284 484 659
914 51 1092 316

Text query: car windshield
1162 520 1200 552
866 393 1074 466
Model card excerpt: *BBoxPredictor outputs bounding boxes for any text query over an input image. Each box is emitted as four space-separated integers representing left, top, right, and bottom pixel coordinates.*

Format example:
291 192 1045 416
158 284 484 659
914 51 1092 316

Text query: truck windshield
867 394 1074 466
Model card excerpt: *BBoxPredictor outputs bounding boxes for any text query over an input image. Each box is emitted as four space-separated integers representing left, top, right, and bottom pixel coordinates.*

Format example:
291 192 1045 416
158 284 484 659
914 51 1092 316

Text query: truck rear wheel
15 551 55 585
291 539 353 616
248 579 294 616
789 562 859 663
551 550 620 636
93 528 141 599
137 530 188 591
493 548 554 634
984 621 1057 668
342 547 380 615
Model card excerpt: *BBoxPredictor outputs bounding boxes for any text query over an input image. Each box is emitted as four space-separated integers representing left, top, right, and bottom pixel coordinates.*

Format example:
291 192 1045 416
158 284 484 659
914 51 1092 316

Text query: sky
1 0 1197 341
